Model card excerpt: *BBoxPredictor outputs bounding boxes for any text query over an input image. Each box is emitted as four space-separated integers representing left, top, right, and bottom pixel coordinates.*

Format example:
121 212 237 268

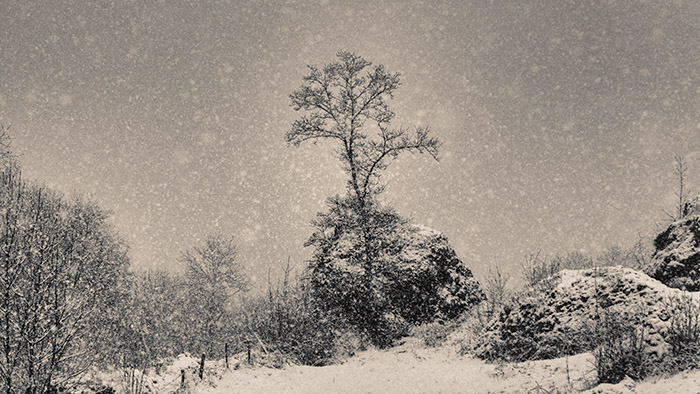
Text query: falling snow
1 0 699 302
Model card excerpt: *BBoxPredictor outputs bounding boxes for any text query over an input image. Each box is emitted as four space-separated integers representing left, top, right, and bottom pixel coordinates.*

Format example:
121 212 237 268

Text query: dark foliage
305 196 483 347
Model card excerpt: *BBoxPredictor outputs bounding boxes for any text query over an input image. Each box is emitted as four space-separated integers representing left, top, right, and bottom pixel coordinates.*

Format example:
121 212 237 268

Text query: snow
556 266 700 302
84 328 700 393
195 339 596 394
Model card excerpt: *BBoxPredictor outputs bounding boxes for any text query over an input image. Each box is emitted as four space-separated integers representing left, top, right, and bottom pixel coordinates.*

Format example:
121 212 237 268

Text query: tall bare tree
287 51 440 208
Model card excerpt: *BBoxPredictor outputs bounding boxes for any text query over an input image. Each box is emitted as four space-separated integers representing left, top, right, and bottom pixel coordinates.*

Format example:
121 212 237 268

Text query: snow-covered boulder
475 266 700 362
646 196 700 291
390 224 485 323
306 197 484 346
321 221 485 323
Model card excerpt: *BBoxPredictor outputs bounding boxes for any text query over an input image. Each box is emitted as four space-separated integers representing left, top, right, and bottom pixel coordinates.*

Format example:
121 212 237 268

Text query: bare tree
482 266 511 319
287 51 440 208
182 234 248 356
0 124 15 169
665 154 691 221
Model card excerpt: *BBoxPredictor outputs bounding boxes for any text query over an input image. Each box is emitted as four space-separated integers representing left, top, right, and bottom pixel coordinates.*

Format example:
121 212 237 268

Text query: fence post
199 354 206 380
225 343 229 369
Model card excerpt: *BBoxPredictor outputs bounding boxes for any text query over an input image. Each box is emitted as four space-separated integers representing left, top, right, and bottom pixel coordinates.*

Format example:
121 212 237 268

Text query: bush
658 293 700 374
474 292 586 362
584 306 652 384
238 265 366 366
646 209 700 291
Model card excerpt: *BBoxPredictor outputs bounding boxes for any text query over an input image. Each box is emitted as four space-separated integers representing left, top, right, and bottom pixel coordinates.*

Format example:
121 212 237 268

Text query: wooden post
247 342 252 365
225 343 229 369
199 354 206 380
180 369 185 387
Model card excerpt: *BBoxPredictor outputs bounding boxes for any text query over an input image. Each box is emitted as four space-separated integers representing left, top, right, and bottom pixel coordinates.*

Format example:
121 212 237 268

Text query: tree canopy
287 51 440 207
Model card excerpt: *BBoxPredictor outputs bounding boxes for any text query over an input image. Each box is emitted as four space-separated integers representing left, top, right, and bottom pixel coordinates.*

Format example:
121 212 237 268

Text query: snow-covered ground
86 336 700 393
195 338 595 394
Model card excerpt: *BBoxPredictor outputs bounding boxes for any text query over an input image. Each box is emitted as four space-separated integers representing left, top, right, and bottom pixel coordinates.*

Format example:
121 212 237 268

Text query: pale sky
1 0 699 285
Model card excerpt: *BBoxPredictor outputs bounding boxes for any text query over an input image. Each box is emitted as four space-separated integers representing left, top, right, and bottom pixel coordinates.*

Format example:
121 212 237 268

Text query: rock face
322 222 485 323
475 266 700 362
390 224 486 323
646 196 700 291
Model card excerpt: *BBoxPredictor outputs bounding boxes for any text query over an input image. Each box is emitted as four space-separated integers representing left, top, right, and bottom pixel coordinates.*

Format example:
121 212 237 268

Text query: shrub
585 306 652 383
658 293 700 374
474 292 586 362
646 208 700 291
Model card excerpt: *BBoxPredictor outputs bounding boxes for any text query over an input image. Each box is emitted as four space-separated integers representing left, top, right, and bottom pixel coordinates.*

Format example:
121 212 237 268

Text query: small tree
182 234 248 355
0 125 14 169
663 154 692 221
287 51 440 208
119 270 189 368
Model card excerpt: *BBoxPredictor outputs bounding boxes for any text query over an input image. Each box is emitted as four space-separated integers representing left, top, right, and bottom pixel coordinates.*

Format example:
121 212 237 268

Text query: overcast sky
1 0 699 285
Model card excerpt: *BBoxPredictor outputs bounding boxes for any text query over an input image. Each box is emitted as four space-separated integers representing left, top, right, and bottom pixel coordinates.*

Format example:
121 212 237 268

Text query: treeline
0 127 340 392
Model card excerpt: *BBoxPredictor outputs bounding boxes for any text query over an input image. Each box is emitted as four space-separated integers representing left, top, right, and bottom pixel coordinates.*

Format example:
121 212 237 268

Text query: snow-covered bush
305 196 484 347
658 293 700 374
475 267 690 365
474 291 585 362
238 272 353 366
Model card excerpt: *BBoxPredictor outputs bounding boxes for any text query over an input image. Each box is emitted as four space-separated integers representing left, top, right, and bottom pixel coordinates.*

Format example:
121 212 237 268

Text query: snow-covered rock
309 203 484 336
475 266 700 361
646 196 700 291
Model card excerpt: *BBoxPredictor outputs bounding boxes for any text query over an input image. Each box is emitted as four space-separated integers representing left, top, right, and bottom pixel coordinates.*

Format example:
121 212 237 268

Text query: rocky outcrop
646 196 700 291
475 266 700 362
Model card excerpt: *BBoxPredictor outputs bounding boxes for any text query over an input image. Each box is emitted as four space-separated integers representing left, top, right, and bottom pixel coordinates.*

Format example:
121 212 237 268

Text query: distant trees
115 235 249 369
119 270 189 367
